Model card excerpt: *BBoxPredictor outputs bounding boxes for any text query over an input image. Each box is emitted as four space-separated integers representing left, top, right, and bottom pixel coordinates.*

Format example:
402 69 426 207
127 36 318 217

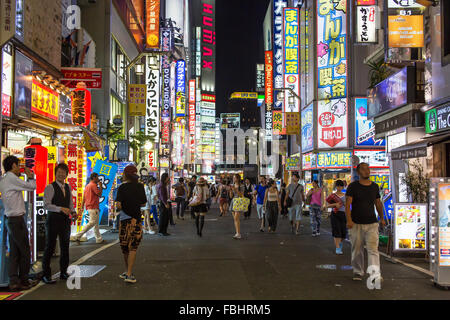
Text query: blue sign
89 160 118 223
301 104 314 152
117 162 134 176
382 192 393 223
355 98 385 146
273 0 288 110
176 60 186 117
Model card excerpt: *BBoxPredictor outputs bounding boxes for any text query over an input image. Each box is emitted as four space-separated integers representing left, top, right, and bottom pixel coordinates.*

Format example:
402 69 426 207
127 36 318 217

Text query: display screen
438 183 450 266
394 204 427 251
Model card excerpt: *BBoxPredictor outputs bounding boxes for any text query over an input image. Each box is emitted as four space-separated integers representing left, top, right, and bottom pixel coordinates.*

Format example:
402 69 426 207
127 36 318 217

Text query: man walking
0 156 37 291
284 173 305 235
72 173 104 244
254 176 268 232
346 162 385 287
42 163 77 284
158 173 171 236
172 178 188 220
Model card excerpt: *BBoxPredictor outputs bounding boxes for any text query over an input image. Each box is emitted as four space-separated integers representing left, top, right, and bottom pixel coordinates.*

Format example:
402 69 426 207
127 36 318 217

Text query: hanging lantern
71 82 91 128
25 141 48 195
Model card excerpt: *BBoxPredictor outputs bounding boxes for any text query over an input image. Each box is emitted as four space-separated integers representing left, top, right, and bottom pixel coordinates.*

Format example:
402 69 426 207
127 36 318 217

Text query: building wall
24 0 63 69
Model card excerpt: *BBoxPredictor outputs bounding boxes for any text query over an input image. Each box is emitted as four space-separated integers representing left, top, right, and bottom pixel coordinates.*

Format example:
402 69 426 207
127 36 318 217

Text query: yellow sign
47 146 57 164
32 80 59 121
285 112 300 135
230 92 258 100
128 84 147 116
388 15 424 48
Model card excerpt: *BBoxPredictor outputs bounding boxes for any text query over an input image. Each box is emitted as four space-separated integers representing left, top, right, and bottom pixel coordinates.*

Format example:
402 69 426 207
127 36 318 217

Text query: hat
123 165 138 177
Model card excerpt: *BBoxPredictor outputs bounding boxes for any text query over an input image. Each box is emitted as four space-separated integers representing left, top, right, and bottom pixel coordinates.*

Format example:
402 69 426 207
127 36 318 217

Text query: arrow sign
320 127 345 147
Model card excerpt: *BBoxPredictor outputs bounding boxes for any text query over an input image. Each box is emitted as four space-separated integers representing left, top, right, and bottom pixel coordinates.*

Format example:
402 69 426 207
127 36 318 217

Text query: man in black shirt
346 163 385 287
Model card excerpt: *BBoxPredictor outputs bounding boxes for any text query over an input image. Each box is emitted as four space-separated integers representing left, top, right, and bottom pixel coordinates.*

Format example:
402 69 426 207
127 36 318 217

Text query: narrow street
18 205 447 300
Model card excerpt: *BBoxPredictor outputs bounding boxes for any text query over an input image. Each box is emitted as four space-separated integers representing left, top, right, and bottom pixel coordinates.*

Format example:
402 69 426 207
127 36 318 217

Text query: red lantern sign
71 82 91 128
24 145 48 194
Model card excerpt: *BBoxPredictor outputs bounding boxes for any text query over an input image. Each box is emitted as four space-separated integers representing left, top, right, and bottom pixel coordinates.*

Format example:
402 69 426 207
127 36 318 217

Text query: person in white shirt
0 156 37 291
149 177 159 226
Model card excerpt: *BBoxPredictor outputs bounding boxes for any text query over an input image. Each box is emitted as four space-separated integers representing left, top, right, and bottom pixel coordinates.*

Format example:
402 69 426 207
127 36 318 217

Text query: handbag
232 197 250 212
286 184 301 208
188 187 203 207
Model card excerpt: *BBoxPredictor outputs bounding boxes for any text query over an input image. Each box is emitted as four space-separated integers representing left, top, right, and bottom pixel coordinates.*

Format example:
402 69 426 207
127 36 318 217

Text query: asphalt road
18 205 450 300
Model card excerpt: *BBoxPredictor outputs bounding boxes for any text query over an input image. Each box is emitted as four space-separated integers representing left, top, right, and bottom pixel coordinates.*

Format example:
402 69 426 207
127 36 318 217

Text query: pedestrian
346 163 385 285
243 178 254 220
231 174 246 240
264 179 281 233
42 163 77 284
284 173 305 235
73 173 105 243
172 178 188 220
280 183 288 219
306 180 325 237
216 179 230 217
141 180 156 235
190 177 210 237
187 175 197 219
254 176 268 232
157 173 171 236
325 180 347 255
149 177 159 226
115 165 147 284
0 156 38 291
206 183 212 211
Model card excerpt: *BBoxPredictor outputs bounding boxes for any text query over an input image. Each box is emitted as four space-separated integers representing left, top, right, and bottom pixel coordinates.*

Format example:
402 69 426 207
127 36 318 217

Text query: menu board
394 204 427 251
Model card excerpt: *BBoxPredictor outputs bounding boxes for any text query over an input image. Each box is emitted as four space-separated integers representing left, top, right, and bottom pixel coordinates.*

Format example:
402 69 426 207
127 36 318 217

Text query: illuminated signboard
285 112 300 135
387 0 424 8
283 7 300 113
273 0 288 111
356 6 377 43
394 204 427 251
32 80 59 121
146 0 160 49
302 152 316 170
370 174 390 190
161 56 170 119
286 157 301 171
1 44 13 119
355 97 385 146
161 27 173 52
265 51 273 106
71 86 91 127
318 99 348 149
354 150 389 168
388 15 424 48
128 84 146 117
145 55 160 142
230 92 258 100
357 0 376 4
316 152 352 169
24 145 48 195
425 104 450 134
317 0 347 102
301 103 313 153
175 60 186 117
273 110 284 135
256 64 265 92
189 80 196 151
220 113 240 129
201 0 216 93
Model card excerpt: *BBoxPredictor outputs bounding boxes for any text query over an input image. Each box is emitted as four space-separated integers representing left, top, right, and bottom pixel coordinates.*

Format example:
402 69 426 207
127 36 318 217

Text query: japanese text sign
318 99 348 149
32 80 59 121
128 84 146 117
283 7 300 113
93 160 118 216
273 0 288 110
356 6 376 43
145 55 160 142
316 152 351 169
146 0 160 49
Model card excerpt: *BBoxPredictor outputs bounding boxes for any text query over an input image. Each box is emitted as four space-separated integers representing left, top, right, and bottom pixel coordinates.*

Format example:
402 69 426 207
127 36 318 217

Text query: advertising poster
388 15 424 48
283 7 300 113
146 0 160 49
302 152 316 170
14 50 33 119
286 157 301 171
354 150 389 168
316 152 351 169
355 98 385 146
301 104 313 153
273 0 288 110
394 204 427 251
93 160 118 223
220 113 240 130
128 84 146 117
318 99 348 149
1 44 13 119
317 0 347 101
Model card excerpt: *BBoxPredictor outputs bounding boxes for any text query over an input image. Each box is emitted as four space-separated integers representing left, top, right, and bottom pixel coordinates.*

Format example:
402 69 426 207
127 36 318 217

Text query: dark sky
216 0 270 114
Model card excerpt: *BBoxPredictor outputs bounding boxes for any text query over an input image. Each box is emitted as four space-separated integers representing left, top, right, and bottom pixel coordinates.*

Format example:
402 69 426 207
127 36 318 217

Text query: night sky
216 0 270 114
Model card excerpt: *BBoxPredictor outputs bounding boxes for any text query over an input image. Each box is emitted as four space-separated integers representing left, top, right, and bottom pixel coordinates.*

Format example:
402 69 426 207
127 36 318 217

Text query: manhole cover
53 265 106 279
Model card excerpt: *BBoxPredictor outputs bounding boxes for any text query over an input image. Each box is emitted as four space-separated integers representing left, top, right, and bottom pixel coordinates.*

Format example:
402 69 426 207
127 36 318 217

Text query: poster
317 0 347 101
388 15 424 48
286 157 300 171
283 7 300 113
318 99 348 149
1 44 13 118
14 50 32 119
355 98 385 146
394 204 427 251
354 150 388 168
93 160 118 223
302 152 316 170
301 104 313 153
438 183 450 265
128 84 146 117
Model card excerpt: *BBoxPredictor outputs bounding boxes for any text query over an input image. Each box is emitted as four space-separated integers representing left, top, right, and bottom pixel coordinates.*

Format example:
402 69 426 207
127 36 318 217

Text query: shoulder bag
286 184 301 208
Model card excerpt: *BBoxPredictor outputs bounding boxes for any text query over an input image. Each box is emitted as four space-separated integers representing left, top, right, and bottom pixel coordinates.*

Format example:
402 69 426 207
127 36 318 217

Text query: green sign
425 104 450 134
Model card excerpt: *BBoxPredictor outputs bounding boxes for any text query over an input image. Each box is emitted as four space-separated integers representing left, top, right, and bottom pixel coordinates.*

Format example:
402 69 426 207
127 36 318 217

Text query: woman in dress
231 174 246 240
191 177 210 237
264 179 282 233
216 179 230 217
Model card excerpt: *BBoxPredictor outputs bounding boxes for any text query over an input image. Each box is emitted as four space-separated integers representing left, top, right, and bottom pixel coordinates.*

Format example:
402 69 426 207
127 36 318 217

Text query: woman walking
115 165 147 283
141 181 155 234
231 174 246 240
243 178 254 220
307 180 325 237
325 180 347 255
264 179 282 233
191 177 210 237
216 179 231 217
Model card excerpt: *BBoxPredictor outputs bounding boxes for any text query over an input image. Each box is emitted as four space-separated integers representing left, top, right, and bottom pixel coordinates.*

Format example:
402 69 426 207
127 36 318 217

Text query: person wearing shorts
254 176 268 232
191 178 210 237
325 180 347 255
115 165 147 284
284 173 305 235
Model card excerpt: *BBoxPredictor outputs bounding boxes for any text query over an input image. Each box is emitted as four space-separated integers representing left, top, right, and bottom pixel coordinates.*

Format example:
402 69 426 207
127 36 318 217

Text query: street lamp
145 141 154 151
135 62 145 76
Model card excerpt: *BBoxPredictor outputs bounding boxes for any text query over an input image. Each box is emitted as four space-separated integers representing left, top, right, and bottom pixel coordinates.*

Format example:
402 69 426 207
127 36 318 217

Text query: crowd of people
0 155 385 290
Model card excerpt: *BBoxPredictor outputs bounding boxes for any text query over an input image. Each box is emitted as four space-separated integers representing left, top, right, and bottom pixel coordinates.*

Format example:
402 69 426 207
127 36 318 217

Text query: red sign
161 119 170 144
319 112 335 128
61 68 102 89
24 145 48 195
320 127 345 147
1 94 11 118
71 88 91 128
356 0 376 4
201 94 216 102
148 150 155 168
265 51 273 106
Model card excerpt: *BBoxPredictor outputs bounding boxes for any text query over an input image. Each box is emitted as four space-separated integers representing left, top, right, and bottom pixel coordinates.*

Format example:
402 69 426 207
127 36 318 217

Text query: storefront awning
391 133 450 160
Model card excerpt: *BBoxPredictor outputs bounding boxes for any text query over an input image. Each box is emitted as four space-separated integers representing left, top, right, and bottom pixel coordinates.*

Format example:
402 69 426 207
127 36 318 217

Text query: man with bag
284 173 305 235
172 178 188 220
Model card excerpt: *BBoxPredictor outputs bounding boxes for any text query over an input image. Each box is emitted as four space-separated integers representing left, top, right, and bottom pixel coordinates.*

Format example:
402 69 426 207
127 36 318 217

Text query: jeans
151 205 159 225
158 204 170 234
288 204 302 222
42 212 71 278
175 197 185 218
310 205 322 233
6 216 31 285
75 209 102 242
350 223 380 277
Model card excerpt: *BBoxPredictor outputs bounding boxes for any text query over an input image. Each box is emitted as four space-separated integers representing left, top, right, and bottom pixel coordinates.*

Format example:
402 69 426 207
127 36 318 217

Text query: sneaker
124 274 137 283
96 239 105 244
119 272 127 279
147 230 156 235
260 229 264 233
312 232 317 237
352 274 363 281
316 232 320 236
336 247 343 255
233 234 242 240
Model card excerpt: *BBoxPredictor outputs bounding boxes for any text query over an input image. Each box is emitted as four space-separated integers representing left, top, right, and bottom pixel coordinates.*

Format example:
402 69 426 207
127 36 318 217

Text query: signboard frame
393 203 428 253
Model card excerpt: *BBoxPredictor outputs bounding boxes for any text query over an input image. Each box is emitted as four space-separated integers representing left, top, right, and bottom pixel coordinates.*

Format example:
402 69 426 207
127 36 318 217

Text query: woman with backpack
189 177 210 237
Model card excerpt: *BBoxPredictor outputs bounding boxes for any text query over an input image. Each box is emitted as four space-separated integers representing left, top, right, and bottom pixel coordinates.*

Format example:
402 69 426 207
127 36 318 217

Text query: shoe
20 279 38 290
96 239 105 244
233 234 242 240
42 276 57 284
9 283 22 292
146 230 155 235
199 232 203 238
162 233 171 236
60 272 70 280
158 233 164 237
260 229 264 233
124 274 137 283
352 274 363 281
312 232 317 237
119 272 127 279
316 232 321 236
336 247 343 255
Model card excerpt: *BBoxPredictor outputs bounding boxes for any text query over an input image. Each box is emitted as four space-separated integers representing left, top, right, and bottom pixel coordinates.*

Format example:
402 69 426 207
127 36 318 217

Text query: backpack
221 186 229 199
175 184 185 197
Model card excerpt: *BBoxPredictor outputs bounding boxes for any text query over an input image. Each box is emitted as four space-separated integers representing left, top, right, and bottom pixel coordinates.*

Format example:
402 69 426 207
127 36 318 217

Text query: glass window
111 39 117 72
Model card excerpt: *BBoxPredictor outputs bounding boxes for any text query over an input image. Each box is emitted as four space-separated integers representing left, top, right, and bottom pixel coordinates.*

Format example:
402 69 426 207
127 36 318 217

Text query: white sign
318 99 348 149
353 150 389 168
2 44 13 118
201 108 215 117
394 203 427 251
0 0 16 46
145 55 160 142
387 131 406 153
387 0 424 8
356 6 377 43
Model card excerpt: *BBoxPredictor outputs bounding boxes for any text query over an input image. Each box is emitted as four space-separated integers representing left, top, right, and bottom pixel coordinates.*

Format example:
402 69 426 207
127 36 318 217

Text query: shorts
119 219 143 254
331 211 347 239
288 204 303 222
193 203 208 214
219 198 229 205
256 204 265 219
